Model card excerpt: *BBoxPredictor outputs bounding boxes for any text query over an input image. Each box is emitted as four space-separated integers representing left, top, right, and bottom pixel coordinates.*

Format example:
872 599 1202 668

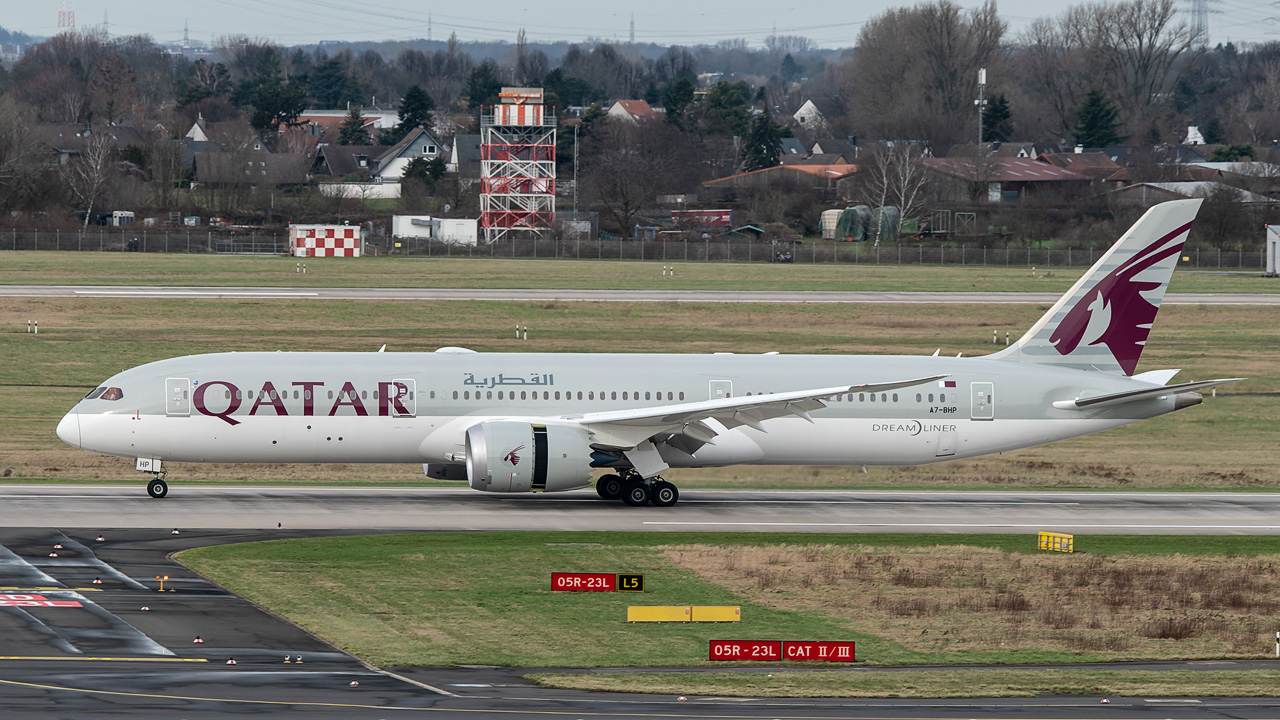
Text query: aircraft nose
56 411 80 449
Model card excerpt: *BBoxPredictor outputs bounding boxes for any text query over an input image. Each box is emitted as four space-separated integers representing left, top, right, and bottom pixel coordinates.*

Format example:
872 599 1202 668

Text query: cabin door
708 380 733 400
971 382 995 420
165 378 190 416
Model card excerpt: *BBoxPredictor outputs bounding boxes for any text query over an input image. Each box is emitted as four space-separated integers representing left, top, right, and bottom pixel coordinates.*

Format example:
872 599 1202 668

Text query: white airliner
56 199 1239 506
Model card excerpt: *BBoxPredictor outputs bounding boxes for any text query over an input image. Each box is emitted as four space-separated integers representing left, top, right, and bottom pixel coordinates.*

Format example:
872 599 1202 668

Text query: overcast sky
5 0 1277 48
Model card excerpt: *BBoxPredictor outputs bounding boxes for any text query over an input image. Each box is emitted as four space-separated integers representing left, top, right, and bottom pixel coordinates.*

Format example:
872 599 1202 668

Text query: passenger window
430 391 436 399
235 390 242 399
892 393 898 402
667 392 673 400
225 391 230 399
498 391 504 400
679 392 684 400
247 391 255 399
916 393 922 402
622 392 628 400
452 391 459 400
869 393 875 402
100 387 124 401
612 392 617 400
464 391 470 400
294 390 299 399
881 393 887 402
589 391 594 400
645 392 651 400
859 393 865 402
361 391 367 399
543 391 549 400
409 392 414 400
555 391 561 400
940 393 946 402
305 391 311 400
327 391 334 399
486 391 493 400
520 391 527 400
577 391 583 400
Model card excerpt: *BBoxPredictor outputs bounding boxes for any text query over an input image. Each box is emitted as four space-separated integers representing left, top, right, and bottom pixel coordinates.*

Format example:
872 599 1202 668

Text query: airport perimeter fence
1 227 1267 270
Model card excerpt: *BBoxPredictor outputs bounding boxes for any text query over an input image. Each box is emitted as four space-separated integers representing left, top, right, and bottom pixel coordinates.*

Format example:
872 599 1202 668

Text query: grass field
3 251 1278 293
527 669 1280 698
3 293 1275 489
178 531 1280 693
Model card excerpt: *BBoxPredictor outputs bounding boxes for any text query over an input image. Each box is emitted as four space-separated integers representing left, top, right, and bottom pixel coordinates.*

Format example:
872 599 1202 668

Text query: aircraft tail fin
990 199 1201 375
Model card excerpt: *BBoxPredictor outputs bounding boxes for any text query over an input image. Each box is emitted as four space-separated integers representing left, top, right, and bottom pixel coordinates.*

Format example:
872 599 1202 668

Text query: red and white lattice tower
480 87 555 243
58 0 76 32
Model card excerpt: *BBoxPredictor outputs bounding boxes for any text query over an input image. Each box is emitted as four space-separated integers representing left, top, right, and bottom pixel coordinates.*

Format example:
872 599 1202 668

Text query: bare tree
0 97 42 213
580 119 704 237
764 35 816 58
62 131 115 229
841 1 1006 148
89 51 139 125
856 143 933 245
1021 0 1198 140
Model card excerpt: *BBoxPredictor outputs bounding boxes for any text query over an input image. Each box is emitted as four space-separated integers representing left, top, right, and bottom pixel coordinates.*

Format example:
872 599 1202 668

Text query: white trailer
392 215 479 245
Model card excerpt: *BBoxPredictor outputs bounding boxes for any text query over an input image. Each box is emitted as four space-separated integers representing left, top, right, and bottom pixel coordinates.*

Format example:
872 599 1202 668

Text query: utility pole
573 123 579 216
975 67 987 197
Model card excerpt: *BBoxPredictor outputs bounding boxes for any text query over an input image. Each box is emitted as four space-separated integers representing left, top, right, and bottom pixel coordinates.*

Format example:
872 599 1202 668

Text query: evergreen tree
233 48 308 133
338 105 369 145
402 156 446 186
308 55 362 109
661 78 695 129
1073 89 1125 148
740 107 783 172
982 94 1012 143
379 86 435 145
780 53 802 83
697 81 752 137
1201 118 1225 145
465 61 503 109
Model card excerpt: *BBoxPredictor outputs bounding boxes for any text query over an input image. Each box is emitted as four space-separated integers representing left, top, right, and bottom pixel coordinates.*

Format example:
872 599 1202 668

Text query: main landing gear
147 470 168 499
595 471 680 507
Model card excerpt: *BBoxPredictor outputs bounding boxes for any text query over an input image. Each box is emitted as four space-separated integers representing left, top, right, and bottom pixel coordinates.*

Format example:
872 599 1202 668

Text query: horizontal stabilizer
1052 378 1244 410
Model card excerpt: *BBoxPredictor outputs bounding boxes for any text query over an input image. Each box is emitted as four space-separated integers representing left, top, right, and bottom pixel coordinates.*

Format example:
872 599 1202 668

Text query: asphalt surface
2 486 1279 534
3 526 1280 720
3 284 1280 304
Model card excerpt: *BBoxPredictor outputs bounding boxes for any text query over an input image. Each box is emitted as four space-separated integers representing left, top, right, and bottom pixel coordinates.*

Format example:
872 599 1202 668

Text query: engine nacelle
465 421 594 493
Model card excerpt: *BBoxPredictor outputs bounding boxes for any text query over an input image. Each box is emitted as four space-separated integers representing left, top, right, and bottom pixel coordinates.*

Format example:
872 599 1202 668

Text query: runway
1 486 1278 534
1 526 1280 719
2 284 1279 305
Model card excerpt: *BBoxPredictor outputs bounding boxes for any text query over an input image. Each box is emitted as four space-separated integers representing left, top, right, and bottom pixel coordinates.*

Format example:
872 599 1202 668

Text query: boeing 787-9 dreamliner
56 199 1239 506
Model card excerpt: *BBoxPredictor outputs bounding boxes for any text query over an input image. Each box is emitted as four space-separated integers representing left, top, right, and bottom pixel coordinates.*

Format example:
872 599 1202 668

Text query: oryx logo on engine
503 445 526 466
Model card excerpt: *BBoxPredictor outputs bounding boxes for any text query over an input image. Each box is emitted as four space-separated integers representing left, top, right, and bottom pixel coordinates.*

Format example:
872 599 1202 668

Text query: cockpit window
100 387 124 401
84 387 106 400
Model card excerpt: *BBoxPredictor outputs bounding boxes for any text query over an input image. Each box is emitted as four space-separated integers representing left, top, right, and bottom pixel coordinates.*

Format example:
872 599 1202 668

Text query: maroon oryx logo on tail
502 445 526 466
1049 222 1192 375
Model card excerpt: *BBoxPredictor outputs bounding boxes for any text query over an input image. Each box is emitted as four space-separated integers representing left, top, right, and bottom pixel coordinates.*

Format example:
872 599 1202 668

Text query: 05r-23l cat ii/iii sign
57 199 1240 507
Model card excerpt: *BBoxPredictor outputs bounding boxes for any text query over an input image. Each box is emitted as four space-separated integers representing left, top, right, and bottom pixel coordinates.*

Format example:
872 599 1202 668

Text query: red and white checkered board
291 227 362 257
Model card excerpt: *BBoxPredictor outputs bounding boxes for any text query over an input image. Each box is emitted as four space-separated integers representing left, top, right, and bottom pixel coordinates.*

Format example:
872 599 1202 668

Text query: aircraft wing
570 375 948 449
1052 378 1245 410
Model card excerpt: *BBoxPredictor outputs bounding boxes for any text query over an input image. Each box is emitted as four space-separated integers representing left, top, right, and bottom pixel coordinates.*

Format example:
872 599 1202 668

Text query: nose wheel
147 472 168 499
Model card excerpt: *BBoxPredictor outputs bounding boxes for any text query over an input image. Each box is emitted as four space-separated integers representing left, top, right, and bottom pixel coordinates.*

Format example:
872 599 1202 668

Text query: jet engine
465 421 594 493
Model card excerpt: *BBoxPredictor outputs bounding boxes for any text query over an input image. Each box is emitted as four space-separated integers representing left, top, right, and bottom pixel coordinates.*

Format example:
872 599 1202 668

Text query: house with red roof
606 100 659 123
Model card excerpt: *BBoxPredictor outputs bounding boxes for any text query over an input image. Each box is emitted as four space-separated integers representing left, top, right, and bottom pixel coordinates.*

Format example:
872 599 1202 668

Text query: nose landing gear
146 470 168 499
